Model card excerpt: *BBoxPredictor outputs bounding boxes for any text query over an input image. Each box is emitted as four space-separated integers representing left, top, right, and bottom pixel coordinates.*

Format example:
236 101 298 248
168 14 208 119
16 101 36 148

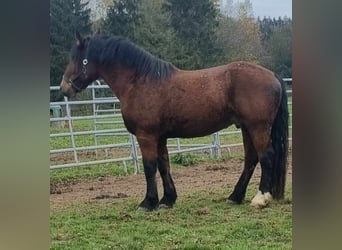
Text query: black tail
271 76 289 199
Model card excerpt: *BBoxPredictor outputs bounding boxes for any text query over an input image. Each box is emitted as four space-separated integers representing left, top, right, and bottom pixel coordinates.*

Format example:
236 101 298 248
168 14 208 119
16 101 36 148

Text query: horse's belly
165 117 233 138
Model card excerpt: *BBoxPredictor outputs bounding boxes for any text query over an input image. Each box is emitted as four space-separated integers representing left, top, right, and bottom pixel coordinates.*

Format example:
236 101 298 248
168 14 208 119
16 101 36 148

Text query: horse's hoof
226 199 239 204
158 203 172 209
137 206 154 212
227 193 244 204
250 191 272 208
138 198 159 212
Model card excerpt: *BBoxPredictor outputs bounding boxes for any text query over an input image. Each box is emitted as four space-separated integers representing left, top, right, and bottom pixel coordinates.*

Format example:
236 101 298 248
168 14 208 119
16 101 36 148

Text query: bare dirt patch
50 148 131 165
50 155 292 211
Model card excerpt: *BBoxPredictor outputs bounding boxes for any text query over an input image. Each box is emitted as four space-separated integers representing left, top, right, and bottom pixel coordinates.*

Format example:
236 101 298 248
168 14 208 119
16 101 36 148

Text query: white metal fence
50 79 292 171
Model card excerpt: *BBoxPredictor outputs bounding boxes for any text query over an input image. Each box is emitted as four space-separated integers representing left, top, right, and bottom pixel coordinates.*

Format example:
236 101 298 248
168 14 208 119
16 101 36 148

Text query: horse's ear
75 31 85 47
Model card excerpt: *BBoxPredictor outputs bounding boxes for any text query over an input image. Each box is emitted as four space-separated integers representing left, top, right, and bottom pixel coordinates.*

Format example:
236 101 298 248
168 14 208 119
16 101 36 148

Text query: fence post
212 132 221 158
129 134 140 174
64 96 79 163
92 82 99 158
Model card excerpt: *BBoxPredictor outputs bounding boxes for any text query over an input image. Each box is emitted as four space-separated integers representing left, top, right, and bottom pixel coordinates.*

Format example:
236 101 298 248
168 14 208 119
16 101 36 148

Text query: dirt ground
50 154 292 211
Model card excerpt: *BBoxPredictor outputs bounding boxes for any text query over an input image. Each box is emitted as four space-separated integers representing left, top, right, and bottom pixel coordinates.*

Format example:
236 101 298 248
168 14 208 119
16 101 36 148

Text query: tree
72 0 92 33
92 0 112 21
217 0 263 63
163 0 222 69
133 0 185 66
220 0 234 17
236 0 253 18
96 0 186 67
100 0 223 69
91 0 112 32
102 0 141 41
50 0 92 95
258 16 274 42
258 17 292 78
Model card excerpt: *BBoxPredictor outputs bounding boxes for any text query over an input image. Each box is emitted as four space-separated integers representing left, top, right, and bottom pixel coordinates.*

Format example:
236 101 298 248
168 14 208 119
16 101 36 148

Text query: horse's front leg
157 138 177 209
136 134 159 211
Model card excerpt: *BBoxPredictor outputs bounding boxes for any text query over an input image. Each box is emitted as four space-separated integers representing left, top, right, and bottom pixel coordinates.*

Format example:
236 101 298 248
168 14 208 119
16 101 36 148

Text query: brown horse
60 32 288 210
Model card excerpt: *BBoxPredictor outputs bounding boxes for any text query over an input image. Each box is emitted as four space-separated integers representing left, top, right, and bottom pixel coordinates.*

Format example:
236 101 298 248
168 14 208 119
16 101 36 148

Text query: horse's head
60 32 98 98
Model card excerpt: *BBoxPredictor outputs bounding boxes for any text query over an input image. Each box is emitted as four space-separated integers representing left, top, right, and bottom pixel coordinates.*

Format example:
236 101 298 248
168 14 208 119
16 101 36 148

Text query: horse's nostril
60 86 66 94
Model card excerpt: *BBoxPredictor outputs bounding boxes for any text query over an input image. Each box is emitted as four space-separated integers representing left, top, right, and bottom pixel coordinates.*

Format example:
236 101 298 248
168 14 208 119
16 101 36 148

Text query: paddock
50 78 292 249
50 143 292 249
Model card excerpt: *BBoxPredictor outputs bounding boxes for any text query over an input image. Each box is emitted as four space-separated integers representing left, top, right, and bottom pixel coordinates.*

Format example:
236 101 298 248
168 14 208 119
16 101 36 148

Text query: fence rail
50 79 292 171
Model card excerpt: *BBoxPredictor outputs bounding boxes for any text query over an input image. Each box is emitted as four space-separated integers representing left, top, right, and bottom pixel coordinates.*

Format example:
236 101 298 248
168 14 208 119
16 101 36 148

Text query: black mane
80 35 175 80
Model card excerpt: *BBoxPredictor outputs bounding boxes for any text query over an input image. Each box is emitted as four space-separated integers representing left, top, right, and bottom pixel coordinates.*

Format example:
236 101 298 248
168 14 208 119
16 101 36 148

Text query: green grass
50 162 134 183
50 181 292 249
50 120 243 151
171 153 200 166
50 118 129 150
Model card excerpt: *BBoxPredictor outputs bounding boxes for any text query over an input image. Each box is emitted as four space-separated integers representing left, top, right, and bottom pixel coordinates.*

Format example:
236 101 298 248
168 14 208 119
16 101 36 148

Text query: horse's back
227 61 277 84
159 65 234 137
123 61 281 138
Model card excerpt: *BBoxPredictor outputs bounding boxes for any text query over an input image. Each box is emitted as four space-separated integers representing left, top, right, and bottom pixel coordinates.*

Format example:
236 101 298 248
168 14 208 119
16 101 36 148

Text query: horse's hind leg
227 127 258 204
157 138 177 209
248 125 274 208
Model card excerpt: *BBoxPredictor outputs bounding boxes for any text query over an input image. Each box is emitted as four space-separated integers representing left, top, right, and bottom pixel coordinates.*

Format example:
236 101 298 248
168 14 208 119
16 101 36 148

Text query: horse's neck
99 66 136 101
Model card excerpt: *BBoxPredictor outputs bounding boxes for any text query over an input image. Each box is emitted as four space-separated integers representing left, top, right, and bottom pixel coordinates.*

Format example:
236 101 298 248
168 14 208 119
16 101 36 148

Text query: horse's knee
142 158 158 177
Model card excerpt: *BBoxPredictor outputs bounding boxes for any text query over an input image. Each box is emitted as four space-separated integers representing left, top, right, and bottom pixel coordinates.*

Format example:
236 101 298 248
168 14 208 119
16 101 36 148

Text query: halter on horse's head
60 32 98 98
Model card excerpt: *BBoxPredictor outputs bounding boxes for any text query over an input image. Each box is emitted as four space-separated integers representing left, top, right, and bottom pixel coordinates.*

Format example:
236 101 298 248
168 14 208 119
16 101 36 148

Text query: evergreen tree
101 0 188 68
258 17 292 78
72 0 92 33
102 0 141 41
163 0 222 69
135 0 184 66
258 16 274 42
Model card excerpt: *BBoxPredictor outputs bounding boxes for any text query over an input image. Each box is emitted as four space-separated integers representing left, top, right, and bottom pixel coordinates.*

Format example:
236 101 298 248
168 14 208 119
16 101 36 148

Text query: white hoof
251 191 272 208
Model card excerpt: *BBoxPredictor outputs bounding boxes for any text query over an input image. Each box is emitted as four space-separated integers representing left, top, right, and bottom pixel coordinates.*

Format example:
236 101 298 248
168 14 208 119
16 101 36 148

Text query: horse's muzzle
60 80 76 98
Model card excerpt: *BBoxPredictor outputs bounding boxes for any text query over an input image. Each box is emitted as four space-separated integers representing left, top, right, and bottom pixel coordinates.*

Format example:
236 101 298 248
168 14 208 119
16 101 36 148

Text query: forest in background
50 0 292 101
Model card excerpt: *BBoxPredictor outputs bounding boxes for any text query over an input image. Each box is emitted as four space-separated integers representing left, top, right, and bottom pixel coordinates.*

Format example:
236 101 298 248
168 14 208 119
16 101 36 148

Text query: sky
243 0 292 18
89 0 292 20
